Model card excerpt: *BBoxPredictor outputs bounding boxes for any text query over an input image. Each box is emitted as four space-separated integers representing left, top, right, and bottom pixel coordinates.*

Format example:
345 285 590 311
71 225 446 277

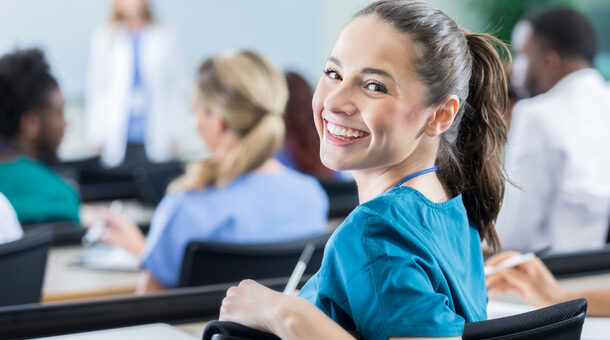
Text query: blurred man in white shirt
496 8 610 252
0 192 23 244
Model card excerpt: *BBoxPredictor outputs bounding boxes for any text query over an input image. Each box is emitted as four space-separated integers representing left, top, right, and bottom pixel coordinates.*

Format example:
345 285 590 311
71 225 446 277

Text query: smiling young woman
218 1 510 339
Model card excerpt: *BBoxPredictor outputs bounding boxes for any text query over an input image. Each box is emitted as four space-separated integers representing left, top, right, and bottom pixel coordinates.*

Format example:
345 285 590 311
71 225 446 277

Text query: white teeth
326 122 367 138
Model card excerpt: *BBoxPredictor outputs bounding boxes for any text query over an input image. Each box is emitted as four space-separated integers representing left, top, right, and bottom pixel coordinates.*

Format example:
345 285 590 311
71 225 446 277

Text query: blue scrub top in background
141 168 329 287
299 186 486 340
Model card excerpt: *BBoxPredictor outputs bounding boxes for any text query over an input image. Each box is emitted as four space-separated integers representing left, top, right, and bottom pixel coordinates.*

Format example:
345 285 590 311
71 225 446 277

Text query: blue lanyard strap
394 166 438 188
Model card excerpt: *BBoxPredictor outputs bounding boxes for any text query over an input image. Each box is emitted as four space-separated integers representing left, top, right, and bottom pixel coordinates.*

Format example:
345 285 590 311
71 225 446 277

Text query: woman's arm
98 210 146 257
487 252 610 317
220 280 355 340
136 272 167 294
220 280 461 340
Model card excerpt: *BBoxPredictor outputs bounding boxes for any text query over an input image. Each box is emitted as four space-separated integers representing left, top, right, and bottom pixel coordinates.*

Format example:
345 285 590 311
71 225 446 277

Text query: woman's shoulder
239 168 325 194
157 189 213 212
334 188 465 246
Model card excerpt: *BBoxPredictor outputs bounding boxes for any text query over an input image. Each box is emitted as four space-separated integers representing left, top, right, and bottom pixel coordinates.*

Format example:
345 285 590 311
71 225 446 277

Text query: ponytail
168 50 288 192
169 113 284 191
453 33 510 253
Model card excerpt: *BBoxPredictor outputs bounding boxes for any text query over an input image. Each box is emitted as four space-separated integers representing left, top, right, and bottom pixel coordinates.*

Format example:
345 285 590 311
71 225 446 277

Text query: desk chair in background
52 156 183 203
202 299 588 340
22 220 83 246
318 180 358 219
541 244 610 279
0 230 53 306
179 233 330 287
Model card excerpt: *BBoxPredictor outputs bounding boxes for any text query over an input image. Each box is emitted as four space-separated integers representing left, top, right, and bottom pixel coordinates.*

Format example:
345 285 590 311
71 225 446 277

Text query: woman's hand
97 210 146 257
486 251 568 308
219 280 357 340
219 279 284 333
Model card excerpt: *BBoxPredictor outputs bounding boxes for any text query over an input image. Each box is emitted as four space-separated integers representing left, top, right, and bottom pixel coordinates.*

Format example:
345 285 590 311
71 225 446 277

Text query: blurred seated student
0 192 23 244
100 50 329 292
495 8 610 252
276 72 337 180
0 49 81 225
486 251 610 317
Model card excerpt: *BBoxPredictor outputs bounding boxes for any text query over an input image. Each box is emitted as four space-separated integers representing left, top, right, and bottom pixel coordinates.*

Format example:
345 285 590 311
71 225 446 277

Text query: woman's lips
324 120 370 146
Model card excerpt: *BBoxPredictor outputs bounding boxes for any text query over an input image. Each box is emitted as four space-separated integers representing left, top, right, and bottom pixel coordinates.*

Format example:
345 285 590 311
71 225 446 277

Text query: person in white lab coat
0 193 23 245
496 8 610 252
85 0 186 167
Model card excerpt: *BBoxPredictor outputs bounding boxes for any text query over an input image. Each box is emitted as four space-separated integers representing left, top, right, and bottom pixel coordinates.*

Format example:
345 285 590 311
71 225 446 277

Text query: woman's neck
253 158 284 174
352 155 449 204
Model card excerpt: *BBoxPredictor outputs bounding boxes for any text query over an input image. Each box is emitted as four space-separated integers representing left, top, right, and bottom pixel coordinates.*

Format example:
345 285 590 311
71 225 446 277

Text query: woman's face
193 98 224 153
115 0 147 21
312 15 433 172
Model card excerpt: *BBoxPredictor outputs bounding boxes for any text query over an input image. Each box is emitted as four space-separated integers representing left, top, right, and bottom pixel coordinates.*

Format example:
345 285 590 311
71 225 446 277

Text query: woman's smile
323 119 370 146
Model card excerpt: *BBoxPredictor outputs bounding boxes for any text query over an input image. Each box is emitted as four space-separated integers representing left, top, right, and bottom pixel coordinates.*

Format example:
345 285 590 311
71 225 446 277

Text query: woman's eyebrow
326 57 401 88
327 56 342 67
361 67 400 88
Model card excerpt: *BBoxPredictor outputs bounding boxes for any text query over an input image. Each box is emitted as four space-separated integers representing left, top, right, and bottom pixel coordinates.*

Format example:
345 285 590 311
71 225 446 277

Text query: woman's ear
425 95 459 137
20 112 41 140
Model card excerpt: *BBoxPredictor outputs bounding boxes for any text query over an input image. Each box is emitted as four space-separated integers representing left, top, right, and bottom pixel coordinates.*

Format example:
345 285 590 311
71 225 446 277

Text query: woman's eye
365 82 388 93
324 69 342 80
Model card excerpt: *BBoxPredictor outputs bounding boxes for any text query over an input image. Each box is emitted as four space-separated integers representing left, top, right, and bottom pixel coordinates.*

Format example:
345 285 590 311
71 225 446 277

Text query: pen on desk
484 252 536 277
283 243 316 295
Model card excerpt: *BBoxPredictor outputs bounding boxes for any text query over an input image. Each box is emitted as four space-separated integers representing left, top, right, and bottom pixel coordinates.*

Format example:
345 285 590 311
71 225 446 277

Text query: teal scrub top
0 157 81 225
299 186 487 340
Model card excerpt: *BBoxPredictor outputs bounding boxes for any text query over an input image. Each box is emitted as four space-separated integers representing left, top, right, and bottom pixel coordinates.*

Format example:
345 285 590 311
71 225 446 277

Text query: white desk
42 246 142 303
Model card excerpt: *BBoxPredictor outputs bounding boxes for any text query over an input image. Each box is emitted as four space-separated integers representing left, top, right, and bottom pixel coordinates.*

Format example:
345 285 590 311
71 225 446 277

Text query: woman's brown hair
357 0 510 253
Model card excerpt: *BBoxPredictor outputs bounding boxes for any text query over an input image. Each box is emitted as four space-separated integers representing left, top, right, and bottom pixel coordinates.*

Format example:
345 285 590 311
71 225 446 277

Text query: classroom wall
0 0 376 102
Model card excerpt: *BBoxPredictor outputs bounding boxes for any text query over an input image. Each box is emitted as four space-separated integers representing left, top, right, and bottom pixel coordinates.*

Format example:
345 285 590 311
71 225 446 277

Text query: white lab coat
0 193 23 245
496 69 610 253
85 24 186 167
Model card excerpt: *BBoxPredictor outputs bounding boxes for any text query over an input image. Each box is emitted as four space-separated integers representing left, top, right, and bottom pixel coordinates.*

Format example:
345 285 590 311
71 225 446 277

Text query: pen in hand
484 252 536 277
283 243 316 295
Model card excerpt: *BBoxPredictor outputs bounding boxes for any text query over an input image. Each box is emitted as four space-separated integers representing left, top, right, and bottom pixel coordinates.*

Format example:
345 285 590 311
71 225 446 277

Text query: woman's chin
320 154 350 172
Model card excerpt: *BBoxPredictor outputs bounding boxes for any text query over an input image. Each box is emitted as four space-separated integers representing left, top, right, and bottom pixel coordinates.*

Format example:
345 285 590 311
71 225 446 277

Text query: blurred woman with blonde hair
101 50 329 292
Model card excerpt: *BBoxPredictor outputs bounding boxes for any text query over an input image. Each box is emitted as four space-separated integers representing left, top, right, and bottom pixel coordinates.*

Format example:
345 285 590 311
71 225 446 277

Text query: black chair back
131 163 183 205
178 233 330 287
541 244 610 278
22 221 83 246
0 231 53 306
318 180 358 218
202 300 587 340
463 298 587 340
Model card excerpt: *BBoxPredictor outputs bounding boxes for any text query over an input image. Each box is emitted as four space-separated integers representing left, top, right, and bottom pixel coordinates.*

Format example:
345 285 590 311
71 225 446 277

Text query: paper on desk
34 323 197 339
72 244 140 272
488 300 610 340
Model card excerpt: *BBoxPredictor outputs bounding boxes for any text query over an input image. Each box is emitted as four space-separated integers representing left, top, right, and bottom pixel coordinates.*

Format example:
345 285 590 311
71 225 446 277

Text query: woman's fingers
486 272 504 288
485 251 521 266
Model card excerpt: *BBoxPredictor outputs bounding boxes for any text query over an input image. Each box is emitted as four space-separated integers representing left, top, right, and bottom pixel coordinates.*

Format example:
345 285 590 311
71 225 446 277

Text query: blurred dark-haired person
0 49 80 225
276 72 337 180
496 8 610 252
